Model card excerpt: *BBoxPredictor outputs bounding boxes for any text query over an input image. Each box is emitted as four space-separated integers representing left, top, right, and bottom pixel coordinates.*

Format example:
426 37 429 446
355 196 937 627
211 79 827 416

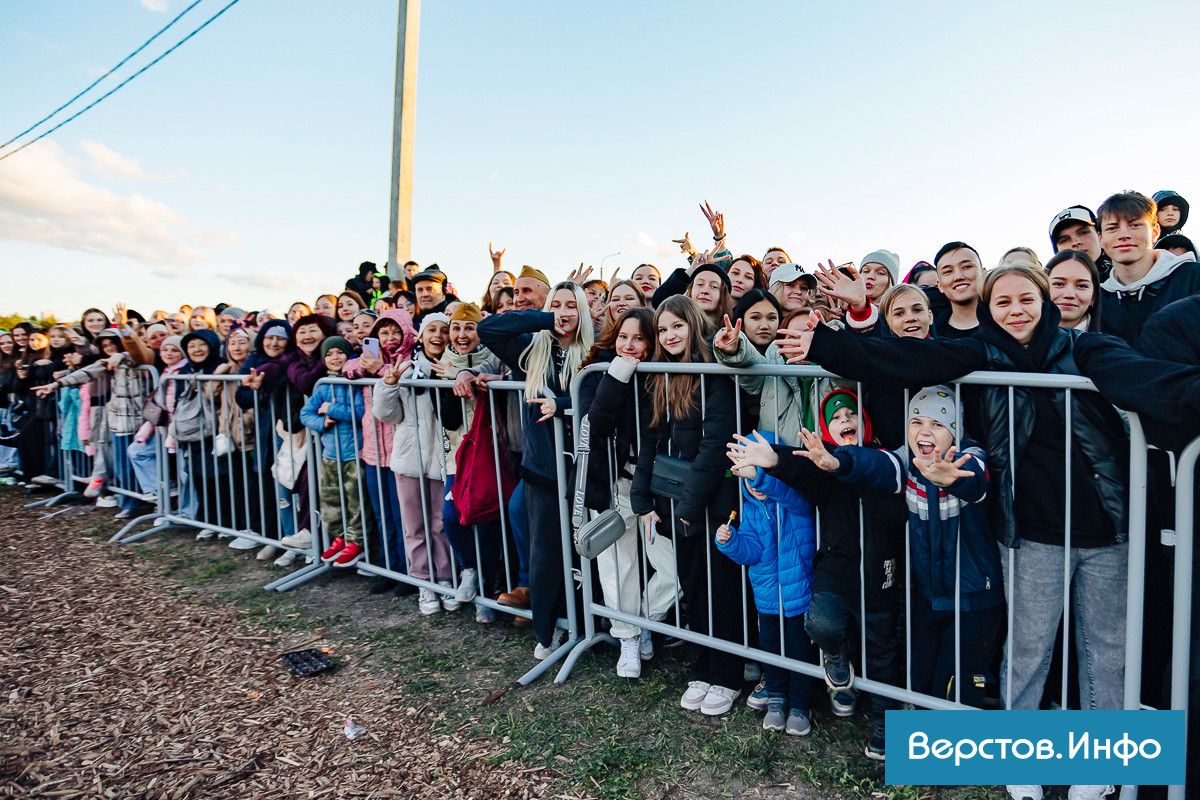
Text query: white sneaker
279 529 312 549
196 529 216 540
455 568 478 603
256 544 280 561
153 517 167 527
95 495 119 508
438 581 461 611
418 588 441 616
228 536 258 550
680 681 711 711
616 637 641 678
638 627 654 661
1067 787 1114 800
31 475 59 486
273 550 298 567
700 684 742 716
1007 786 1044 800
475 605 497 624
533 627 567 660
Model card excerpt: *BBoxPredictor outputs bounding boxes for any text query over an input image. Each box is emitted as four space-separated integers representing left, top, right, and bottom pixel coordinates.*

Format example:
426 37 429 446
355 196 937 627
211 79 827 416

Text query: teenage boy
1097 191 1200 344
931 242 983 339
1049 205 1113 279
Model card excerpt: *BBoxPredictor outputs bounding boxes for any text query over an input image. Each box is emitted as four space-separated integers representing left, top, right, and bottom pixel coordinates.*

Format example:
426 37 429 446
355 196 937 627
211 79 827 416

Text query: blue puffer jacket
716 433 817 617
300 378 364 462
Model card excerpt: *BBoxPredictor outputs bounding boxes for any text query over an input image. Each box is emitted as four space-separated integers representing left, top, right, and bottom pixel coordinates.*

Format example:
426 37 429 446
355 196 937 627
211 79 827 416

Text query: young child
1153 190 1188 237
794 387 1003 710
727 388 906 761
301 337 366 567
716 430 818 736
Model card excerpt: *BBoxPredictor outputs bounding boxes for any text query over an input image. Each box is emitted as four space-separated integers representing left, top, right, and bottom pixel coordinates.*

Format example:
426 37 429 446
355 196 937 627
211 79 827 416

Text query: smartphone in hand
362 337 380 359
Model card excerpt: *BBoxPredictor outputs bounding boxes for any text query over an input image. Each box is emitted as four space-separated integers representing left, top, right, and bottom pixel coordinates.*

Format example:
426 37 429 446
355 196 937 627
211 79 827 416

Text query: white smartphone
362 337 380 359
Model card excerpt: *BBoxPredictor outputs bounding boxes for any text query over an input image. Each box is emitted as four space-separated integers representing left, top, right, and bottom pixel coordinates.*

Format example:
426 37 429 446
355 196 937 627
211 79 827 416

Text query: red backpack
453 394 518 525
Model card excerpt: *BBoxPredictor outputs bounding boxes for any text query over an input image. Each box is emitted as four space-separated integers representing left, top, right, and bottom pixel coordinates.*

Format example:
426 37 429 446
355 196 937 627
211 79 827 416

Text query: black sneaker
821 650 854 690
392 580 418 598
368 577 399 595
865 719 885 761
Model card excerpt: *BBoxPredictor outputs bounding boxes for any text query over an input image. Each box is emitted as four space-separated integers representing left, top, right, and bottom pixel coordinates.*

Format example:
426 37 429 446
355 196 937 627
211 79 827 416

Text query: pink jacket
338 308 416 468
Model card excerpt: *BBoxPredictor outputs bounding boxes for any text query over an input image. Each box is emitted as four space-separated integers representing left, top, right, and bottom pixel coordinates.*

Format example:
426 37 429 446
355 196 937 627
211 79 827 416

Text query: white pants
594 477 681 640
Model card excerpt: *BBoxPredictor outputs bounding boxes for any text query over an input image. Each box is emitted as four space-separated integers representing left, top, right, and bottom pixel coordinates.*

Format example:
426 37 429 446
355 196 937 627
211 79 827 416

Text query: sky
2 0 1198 321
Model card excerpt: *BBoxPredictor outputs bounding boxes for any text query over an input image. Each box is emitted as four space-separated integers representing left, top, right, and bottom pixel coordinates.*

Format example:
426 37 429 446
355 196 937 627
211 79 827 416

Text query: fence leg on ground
110 513 171 544
1120 417 1150 800
555 553 617 683
264 562 330 592
1166 437 1200 800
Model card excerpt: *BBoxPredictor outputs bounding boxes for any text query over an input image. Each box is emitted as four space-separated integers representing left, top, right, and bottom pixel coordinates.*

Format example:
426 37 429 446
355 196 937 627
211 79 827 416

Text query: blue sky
2 0 1198 320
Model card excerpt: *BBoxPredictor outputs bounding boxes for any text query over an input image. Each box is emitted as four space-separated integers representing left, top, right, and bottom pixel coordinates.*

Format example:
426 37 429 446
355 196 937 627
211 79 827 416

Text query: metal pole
387 0 420 278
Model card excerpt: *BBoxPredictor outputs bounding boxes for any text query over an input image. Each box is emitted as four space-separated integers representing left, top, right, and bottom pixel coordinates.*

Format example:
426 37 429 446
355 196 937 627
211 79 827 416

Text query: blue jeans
509 478 529 588
1000 539 1127 711
758 612 817 713
362 461 407 574
804 590 899 721
116 434 153 511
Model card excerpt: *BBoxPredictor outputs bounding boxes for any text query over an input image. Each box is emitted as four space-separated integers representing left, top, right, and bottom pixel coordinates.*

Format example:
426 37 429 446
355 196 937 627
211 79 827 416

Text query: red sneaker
333 542 364 568
83 478 104 498
320 537 346 563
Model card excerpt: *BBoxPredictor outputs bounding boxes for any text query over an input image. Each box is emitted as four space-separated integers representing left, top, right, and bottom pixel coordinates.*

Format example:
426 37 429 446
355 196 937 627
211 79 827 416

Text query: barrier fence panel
1167 436 1200 800
557 361 1157 744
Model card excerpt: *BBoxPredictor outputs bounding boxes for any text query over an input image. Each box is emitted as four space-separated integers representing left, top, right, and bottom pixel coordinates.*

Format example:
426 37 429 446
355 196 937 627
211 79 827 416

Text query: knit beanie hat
860 249 901 281
822 391 858 427
221 306 246 320
418 313 451 336
144 323 168 338
320 336 351 360
162 335 184 351
518 265 550 286
909 385 958 433
450 302 482 323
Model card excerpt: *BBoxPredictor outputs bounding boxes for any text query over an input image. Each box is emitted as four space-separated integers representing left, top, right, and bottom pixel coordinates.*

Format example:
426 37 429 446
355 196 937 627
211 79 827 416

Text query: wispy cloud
216 272 313 292
150 267 196 279
21 30 62 53
633 231 680 257
0 140 238 265
139 0 169 12
80 141 185 182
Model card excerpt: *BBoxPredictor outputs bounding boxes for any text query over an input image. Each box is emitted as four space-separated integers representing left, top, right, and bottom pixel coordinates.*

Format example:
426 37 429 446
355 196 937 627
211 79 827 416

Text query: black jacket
576 351 640 511
806 302 1130 549
1099 253 1200 344
630 372 737 531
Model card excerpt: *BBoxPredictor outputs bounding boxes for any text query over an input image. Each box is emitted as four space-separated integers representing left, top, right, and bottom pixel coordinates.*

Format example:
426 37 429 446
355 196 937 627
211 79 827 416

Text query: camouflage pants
320 459 362 545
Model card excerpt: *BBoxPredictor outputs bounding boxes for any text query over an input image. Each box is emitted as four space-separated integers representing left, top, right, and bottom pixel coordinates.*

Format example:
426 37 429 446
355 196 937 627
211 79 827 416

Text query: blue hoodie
300 378 364 461
716 431 817 617
830 437 1001 611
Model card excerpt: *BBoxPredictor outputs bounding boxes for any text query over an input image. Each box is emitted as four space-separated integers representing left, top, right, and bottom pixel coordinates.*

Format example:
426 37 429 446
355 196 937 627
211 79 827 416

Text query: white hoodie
1100 248 1197 298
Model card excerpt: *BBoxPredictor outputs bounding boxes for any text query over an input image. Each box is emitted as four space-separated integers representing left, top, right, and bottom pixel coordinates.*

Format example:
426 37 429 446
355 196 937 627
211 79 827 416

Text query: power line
1 0 206 149
0 0 244 164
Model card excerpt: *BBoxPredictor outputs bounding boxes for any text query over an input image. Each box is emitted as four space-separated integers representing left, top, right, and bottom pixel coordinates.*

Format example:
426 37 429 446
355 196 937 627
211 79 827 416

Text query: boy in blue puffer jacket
300 337 366 567
794 386 1002 710
716 431 818 737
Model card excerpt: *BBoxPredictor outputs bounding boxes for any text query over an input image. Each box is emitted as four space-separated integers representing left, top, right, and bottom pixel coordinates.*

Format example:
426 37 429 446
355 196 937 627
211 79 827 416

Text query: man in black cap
410 265 450 324
1049 205 1112 280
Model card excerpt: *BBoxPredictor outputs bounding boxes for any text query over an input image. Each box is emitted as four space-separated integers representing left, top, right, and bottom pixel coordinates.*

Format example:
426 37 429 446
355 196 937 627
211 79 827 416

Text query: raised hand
241 368 264 391
489 242 506 271
700 201 725 240
775 320 817 364
528 396 557 422
671 233 696 256
914 446 974 487
429 359 456 379
567 263 593 284
814 259 867 311
382 360 412 385
726 431 780 471
359 353 385 375
795 427 840 471
33 383 58 397
113 302 129 327
713 314 742 355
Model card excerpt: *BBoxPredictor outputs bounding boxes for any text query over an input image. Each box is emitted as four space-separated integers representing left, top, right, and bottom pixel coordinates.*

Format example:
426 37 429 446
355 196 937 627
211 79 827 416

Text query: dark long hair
648 296 713 428
1044 249 1103 330
582 307 654 369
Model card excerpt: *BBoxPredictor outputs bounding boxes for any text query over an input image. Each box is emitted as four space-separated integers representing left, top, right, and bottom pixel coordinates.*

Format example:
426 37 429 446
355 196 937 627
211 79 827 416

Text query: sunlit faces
294 322 325 355
884 290 933 338
988 274 1042 344
631 265 660 295
583 283 605 306
488 272 514 298
549 288 580 336
656 311 689 357
495 292 514 314
190 308 211 330
83 311 108 335
147 328 168 349
99 338 121 356
727 260 757 298
337 294 362 321
226 333 250 363
827 406 860 445
166 314 187 334
48 329 70 349
413 281 444 311
217 313 237 336
614 317 650 360
12 328 28 348
935 248 982 305
159 342 184 367
741 300 779 349
396 295 416 316
336 321 356 345
1159 205 1182 229
323 345 348 373
908 416 954 463
420 320 449 360
514 278 549 311
28 332 49 351
779 279 811 311
376 320 403 348
762 250 789 275
688 273 723 313
186 338 210 363
859 262 892 302
262 335 288 358
1048 260 1095 328
373 299 391 314
1100 214 1159 267
352 314 375 343
608 284 641 317
449 319 479 353
314 296 336 317
0 333 13 355
914 271 938 290
288 303 311 325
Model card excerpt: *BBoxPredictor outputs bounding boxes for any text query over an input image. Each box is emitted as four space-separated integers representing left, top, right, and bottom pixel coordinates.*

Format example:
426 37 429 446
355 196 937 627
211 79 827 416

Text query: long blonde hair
520 281 594 399
649 296 714 428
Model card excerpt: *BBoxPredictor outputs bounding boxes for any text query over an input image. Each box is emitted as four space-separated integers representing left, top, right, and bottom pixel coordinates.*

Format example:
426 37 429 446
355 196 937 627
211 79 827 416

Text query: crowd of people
4 189 1200 799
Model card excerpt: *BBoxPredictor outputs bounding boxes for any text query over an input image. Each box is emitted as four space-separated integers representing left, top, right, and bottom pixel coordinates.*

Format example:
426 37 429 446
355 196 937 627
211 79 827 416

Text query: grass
58 498 1015 800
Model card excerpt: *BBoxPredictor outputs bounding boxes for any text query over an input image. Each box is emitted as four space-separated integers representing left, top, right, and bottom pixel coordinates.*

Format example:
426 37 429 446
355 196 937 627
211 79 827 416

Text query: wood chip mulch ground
0 496 553 799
